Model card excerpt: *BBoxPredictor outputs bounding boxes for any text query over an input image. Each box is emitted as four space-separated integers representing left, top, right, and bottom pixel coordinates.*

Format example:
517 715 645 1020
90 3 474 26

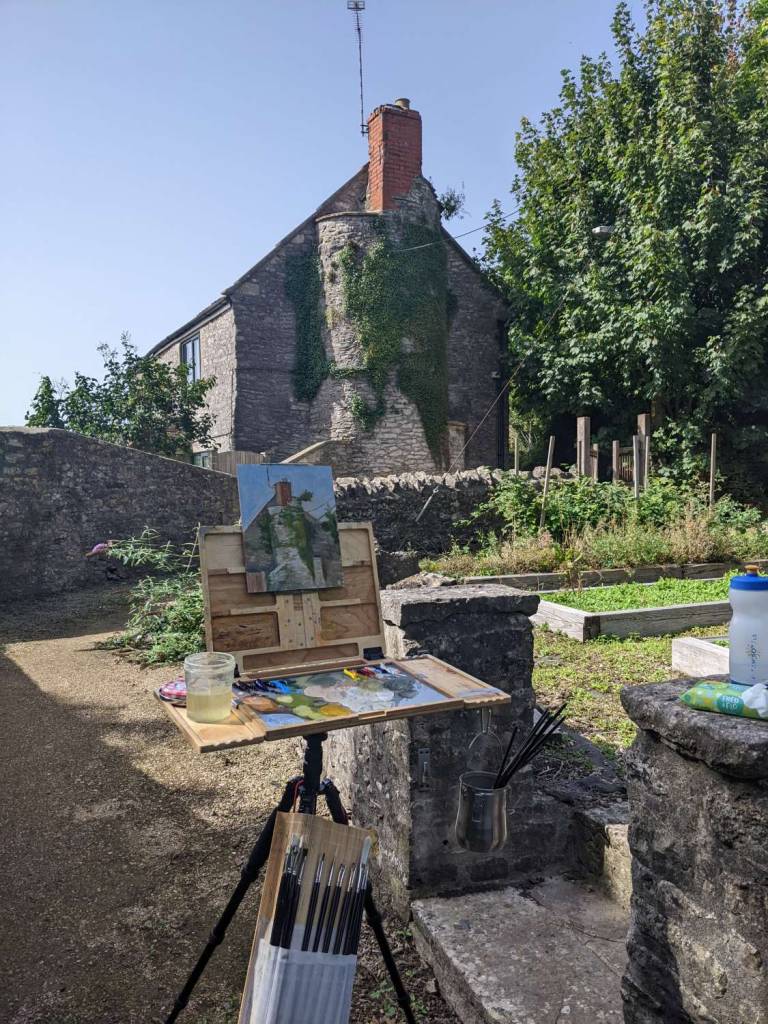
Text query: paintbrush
312 859 335 953
492 723 519 788
322 863 346 954
282 845 308 949
497 704 568 787
344 837 371 955
333 864 358 955
269 838 298 946
301 853 324 951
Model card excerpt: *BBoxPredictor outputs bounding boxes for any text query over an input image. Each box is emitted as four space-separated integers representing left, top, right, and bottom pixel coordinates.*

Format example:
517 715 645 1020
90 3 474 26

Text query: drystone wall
621 682 768 1024
0 428 563 603
0 428 239 604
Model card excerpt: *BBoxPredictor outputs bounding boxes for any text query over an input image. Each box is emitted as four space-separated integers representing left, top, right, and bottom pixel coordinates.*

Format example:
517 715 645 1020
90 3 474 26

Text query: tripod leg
363 889 417 1024
323 783 415 1024
163 779 298 1024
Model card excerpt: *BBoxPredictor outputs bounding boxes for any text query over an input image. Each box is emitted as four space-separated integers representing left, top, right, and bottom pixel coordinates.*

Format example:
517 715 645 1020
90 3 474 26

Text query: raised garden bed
465 559 767 593
532 577 732 642
671 635 729 676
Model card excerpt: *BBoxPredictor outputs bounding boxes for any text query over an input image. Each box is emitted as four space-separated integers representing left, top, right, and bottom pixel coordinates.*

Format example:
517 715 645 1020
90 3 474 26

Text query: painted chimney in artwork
366 99 423 212
274 480 293 506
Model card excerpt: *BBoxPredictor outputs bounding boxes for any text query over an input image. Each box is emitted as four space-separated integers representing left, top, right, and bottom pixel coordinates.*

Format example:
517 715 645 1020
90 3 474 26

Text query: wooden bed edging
671 636 729 676
532 598 732 642
464 559 768 594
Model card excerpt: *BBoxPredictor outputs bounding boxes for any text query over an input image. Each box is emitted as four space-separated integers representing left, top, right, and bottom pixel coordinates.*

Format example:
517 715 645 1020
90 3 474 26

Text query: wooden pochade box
160 522 510 753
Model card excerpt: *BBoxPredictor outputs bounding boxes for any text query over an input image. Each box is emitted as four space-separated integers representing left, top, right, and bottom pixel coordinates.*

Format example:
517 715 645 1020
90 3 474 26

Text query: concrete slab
412 877 627 1024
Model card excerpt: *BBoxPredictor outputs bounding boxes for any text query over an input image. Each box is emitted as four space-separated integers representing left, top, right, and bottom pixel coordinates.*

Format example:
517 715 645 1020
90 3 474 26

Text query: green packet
680 680 768 721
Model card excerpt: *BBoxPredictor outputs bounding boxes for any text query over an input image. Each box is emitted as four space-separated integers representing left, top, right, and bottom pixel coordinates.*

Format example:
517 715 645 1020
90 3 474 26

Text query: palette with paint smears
234 663 452 732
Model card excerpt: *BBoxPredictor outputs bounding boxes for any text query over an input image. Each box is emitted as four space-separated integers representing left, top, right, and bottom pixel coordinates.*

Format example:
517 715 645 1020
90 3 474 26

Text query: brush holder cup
455 771 508 853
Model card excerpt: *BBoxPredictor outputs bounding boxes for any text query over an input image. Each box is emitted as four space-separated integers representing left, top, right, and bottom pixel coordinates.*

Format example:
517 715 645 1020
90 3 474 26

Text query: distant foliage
484 0 768 495
26 334 216 458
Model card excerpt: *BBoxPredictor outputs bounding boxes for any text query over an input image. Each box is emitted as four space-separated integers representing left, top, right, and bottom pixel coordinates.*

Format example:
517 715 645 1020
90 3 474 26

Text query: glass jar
184 652 235 723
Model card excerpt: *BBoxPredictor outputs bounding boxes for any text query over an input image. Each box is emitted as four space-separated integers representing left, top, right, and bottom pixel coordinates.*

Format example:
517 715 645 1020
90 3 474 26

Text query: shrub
100 528 205 665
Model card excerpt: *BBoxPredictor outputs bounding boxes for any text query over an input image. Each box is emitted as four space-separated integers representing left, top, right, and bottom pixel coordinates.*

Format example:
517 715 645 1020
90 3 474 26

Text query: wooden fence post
591 443 599 481
539 435 556 531
643 434 651 491
612 440 620 482
709 432 717 506
632 435 641 499
513 433 519 477
576 416 590 476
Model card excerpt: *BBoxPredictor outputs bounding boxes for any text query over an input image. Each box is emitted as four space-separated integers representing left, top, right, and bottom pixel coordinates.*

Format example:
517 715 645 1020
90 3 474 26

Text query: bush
100 529 205 665
428 476 768 578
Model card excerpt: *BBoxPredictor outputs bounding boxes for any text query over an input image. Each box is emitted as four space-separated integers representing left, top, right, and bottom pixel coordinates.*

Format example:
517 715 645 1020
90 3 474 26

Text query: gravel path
0 587 453 1024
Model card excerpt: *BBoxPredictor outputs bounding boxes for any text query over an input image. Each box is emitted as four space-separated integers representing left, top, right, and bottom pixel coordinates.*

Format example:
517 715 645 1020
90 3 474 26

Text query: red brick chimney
366 98 422 212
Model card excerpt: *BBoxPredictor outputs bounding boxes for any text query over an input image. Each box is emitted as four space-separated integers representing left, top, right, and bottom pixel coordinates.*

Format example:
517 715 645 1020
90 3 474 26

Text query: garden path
0 587 452 1024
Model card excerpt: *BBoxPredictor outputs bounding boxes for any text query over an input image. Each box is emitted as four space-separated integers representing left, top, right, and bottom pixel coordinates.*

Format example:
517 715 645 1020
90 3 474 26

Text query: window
193 451 212 469
180 335 201 381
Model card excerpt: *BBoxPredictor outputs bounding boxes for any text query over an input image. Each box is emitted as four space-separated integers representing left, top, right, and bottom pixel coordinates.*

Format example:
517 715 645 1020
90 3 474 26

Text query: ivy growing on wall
339 222 454 459
285 251 327 401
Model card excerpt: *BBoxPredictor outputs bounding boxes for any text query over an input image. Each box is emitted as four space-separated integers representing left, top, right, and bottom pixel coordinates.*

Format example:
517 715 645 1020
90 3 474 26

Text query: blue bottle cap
730 566 768 590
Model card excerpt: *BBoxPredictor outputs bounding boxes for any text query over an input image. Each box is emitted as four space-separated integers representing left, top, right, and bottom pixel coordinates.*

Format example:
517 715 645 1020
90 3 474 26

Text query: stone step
412 876 628 1024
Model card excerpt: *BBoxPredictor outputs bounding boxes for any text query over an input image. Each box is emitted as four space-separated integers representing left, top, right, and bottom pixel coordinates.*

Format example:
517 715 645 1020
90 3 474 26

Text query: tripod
164 732 415 1024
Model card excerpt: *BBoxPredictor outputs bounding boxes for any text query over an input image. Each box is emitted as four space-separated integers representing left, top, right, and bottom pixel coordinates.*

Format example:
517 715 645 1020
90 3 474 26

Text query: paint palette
233 663 450 732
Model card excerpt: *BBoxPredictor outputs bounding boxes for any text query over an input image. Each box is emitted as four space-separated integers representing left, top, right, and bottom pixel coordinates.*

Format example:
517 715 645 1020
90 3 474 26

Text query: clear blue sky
0 0 645 426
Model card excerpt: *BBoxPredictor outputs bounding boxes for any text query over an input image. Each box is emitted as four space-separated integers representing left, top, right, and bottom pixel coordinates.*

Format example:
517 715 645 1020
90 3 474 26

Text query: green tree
484 0 768 496
25 333 217 458
26 375 64 428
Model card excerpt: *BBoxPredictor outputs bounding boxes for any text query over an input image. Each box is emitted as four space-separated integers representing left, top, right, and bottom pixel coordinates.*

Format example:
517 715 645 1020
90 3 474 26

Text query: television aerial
347 1 368 135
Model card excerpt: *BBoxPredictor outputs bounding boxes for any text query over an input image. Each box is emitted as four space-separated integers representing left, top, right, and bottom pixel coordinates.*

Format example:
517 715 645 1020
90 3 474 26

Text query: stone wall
334 467 503 565
0 428 238 604
621 682 768 1024
156 306 237 452
326 585 543 918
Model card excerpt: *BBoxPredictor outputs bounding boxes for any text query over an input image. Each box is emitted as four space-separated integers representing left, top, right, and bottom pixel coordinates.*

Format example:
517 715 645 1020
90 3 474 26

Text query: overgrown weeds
425 476 768 578
99 528 205 664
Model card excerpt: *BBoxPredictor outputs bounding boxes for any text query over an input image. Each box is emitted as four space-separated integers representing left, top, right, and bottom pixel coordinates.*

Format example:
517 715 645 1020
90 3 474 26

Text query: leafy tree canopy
484 0 768 495
26 333 217 458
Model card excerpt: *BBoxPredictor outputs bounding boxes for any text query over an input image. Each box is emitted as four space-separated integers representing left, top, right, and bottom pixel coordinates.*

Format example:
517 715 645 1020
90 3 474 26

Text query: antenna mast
347 1 368 135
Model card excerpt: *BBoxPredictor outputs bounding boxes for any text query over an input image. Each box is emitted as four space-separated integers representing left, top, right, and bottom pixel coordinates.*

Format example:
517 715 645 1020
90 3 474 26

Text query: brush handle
322 874 344 954
302 879 321 952
312 870 334 953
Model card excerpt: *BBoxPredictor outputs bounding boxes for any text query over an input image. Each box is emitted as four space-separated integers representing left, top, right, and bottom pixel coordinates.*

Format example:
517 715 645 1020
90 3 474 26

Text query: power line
392 207 519 254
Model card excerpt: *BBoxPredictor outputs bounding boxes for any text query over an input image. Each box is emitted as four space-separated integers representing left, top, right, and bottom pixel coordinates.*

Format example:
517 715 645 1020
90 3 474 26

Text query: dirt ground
0 586 453 1024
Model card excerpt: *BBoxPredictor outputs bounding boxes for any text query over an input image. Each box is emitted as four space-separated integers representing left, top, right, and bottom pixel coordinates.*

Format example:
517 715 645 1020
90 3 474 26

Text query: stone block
326 585 539 918
621 681 768 1024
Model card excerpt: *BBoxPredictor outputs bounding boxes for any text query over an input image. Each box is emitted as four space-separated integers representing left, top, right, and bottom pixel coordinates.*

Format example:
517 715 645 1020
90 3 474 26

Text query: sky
0 0 646 426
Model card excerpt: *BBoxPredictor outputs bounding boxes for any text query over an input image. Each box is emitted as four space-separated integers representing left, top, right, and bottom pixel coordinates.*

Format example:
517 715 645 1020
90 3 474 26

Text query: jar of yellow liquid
185 652 235 723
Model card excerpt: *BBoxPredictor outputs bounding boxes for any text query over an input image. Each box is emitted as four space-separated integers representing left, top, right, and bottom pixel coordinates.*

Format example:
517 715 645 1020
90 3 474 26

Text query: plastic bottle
728 566 768 686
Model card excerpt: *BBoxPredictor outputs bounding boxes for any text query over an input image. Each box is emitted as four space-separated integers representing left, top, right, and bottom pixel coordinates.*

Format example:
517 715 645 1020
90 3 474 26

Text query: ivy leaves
339 223 452 459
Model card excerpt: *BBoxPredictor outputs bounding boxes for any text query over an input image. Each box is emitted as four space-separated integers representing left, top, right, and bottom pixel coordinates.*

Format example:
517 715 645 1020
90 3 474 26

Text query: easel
164 731 415 1024
159 519 510 1021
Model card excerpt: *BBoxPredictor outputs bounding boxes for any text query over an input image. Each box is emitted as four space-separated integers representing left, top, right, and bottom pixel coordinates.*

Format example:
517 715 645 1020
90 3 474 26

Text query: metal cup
455 770 508 853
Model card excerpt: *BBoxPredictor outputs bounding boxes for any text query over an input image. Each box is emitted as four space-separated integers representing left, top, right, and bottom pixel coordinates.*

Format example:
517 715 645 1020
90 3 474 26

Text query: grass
533 623 726 759
544 575 731 613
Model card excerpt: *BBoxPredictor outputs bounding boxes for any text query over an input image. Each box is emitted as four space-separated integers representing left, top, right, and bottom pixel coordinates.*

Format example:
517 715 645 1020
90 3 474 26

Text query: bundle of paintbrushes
492 703 568 789
237 814 374 1024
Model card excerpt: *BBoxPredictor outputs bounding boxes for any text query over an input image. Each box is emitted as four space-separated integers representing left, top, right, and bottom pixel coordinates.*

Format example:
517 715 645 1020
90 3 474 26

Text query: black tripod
164 732 415 1024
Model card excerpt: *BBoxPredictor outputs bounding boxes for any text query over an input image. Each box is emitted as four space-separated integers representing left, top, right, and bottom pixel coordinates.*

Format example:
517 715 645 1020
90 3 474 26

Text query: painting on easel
236 464 343 593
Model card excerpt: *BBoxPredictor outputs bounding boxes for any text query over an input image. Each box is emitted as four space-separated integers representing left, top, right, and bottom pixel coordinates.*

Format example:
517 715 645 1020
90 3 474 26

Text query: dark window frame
180 334 201 381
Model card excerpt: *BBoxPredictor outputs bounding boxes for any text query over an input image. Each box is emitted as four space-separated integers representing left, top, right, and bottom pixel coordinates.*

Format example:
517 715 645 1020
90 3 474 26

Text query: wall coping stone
621 680 768 780
381 584 540 623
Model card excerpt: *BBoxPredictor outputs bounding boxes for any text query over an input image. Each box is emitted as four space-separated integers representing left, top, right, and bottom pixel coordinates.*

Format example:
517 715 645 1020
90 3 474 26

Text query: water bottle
728 566 768 686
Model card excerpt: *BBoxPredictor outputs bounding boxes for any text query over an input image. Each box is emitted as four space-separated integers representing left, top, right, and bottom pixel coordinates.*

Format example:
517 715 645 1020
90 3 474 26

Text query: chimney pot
394 97 410 109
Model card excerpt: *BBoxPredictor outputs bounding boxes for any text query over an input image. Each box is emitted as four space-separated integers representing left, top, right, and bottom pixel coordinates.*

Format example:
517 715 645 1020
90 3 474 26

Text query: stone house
149 99 509 476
